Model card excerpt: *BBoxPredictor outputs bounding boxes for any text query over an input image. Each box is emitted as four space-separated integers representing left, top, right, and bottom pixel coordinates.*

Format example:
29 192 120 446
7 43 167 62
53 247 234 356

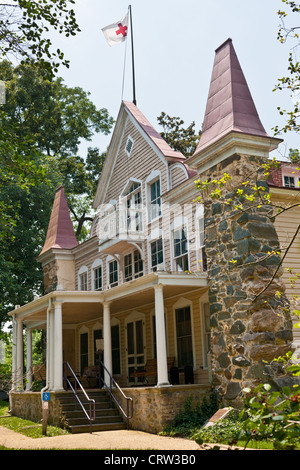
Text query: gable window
175 306 193 368
109 259 118 287
149 179 161 221
125 136 134 157
173 227 189 272
151 238 164 271
284 176 295 188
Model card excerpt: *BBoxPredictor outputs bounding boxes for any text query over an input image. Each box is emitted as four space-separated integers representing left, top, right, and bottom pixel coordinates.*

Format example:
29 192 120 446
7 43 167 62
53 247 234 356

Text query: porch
8 271 211 431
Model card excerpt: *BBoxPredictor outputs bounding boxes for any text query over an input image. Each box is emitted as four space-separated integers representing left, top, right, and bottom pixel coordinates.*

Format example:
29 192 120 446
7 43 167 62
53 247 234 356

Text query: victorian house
8 38 299 433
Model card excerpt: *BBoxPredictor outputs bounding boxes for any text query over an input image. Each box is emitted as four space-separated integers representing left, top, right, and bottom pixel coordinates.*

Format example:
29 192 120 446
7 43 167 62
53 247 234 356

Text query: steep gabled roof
193 38 270 156
123 101 186 161
39 185 78 256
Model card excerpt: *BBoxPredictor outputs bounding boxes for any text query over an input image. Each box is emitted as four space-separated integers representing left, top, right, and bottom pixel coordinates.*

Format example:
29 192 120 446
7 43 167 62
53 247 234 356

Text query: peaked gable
93 101 185 209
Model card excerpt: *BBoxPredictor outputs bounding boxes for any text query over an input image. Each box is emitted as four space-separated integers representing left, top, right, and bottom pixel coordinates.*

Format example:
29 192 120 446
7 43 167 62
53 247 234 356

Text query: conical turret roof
193 38 270 156
39 186 78 256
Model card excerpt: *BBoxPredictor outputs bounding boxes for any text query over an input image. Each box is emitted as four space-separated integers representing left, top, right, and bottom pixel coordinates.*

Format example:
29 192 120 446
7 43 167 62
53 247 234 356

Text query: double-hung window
284 176 295 188
150 238 163 271
124 181 143 233
109 260 118 287
124 250 144 282
149 179 161 221
173 227 189 272
79 271 88 291
93 266 102 290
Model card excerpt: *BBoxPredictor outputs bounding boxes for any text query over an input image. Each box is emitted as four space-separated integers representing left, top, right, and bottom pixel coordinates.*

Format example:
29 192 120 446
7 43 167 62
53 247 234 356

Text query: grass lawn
0 400 70 439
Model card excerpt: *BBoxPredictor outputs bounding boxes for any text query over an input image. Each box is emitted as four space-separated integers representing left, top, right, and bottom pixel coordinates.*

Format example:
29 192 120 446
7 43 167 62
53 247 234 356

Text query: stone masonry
201 153 294 406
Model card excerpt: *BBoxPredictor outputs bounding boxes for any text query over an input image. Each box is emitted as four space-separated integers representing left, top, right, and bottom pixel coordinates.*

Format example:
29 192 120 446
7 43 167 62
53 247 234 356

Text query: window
125 136 134 156
80 332 89 375
149 179 161 220
150 238 164 271
109 260 118 287
173 227 189 272
124 253 133 282
284 176 295 188
79 271 88 291
124 181 143 232
111 324 121 375
175 306 193 368
134 250 143 278
198 216 207 272
93 266 102 290
124 250 144 281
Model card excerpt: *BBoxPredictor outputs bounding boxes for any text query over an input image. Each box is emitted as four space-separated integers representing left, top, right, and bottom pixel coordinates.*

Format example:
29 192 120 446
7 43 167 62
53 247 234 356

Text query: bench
130 357 175 383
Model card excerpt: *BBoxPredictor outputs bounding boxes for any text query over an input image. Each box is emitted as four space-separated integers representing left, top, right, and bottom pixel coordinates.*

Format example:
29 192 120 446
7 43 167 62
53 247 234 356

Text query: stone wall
42 259 58 294
114 384 212 434
9 392 66 427
202 154 294 406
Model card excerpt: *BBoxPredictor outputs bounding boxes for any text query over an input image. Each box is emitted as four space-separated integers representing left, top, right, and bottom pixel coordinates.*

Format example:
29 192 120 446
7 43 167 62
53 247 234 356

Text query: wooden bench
130 357 175 383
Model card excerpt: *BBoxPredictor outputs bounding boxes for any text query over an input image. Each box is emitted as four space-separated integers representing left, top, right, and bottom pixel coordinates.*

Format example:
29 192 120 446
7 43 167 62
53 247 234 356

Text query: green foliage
157 112 201 157
0 0 80 76
160 393 219 437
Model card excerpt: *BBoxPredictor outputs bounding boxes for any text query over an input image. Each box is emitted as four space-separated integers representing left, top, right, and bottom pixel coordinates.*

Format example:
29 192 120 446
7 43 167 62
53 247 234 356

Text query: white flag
102 13 129 47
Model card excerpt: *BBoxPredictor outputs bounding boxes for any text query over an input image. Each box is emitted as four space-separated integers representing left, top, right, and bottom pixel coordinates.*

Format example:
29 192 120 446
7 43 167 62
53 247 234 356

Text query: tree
0 0 80 75
157 112 201 157
0 61 113 324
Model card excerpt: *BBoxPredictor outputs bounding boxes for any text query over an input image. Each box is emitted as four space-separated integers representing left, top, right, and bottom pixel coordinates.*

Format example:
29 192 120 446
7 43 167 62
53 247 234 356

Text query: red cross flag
101 13 129 47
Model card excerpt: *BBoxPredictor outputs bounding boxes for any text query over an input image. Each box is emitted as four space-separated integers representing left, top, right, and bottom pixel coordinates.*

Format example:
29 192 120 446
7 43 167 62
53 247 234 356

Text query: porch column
11 315 17 392
53 301 64 391
26 328 32 391
47 303 55 390
103 301 112 385
16 319 24 391
154 284 169 386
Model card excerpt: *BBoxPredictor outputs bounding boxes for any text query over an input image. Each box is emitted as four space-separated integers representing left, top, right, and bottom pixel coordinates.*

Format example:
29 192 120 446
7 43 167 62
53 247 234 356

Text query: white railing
97 209 144 242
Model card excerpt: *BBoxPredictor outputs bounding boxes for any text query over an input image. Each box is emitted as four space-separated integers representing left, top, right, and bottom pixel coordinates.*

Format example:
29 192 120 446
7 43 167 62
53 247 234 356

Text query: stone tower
188 39 294 405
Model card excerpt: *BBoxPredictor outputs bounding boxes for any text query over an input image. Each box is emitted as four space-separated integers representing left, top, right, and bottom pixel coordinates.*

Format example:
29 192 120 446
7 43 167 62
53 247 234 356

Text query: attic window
125 136 134 156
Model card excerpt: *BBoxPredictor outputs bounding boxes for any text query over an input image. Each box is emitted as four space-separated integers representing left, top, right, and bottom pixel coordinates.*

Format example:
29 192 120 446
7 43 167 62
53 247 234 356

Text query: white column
103 302 112 385
26 328 32 391
154 284 169 386
16 319 24 391
11 315 17 392
53 301 64 391
48 306 55 390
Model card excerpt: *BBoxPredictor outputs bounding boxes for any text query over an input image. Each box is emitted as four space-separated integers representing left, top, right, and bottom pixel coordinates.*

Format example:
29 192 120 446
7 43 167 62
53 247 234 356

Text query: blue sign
42 392 50 401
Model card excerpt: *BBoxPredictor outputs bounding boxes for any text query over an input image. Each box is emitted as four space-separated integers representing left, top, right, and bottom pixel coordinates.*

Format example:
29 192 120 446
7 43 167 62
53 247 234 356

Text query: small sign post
42 392 50 435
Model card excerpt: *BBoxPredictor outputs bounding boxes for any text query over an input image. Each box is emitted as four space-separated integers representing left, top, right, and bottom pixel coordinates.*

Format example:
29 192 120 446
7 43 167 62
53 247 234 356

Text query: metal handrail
99 361 133 429
63 362 96 433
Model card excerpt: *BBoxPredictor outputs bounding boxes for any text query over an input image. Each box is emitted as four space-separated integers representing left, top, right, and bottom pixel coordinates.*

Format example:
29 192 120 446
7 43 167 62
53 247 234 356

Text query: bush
160 393 219 437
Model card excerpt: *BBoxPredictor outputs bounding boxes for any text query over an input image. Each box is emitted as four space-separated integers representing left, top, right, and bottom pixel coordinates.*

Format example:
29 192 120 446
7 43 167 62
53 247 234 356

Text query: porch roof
8 271 208 329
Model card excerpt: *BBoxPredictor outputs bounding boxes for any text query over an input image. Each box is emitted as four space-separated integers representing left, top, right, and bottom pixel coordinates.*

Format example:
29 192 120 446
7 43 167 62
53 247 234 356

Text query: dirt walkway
0 425 204 450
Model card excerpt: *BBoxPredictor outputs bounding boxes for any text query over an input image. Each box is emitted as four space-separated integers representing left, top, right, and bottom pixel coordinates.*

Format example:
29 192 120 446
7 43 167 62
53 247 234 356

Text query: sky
46 0 299 162
4 0 299 158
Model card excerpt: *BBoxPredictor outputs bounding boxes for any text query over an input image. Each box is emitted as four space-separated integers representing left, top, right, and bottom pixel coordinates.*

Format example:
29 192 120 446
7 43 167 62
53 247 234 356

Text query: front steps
56 389 127 433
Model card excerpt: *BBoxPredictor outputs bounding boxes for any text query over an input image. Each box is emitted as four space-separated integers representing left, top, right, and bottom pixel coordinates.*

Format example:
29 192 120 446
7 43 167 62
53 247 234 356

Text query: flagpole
129 5 137 105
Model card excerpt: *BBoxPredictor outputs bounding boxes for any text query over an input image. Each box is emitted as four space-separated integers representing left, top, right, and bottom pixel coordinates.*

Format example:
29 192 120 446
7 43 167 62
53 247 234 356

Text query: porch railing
99 361 133 429
63 362 96 433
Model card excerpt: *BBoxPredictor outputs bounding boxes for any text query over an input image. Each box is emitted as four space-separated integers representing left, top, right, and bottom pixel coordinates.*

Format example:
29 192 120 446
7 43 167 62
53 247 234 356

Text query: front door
126 318 145 385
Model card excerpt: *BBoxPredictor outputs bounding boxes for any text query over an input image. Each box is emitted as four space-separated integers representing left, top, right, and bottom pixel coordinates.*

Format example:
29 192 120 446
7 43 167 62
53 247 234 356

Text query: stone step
69 422 127 434
62 408 120 420
67 415 124 426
